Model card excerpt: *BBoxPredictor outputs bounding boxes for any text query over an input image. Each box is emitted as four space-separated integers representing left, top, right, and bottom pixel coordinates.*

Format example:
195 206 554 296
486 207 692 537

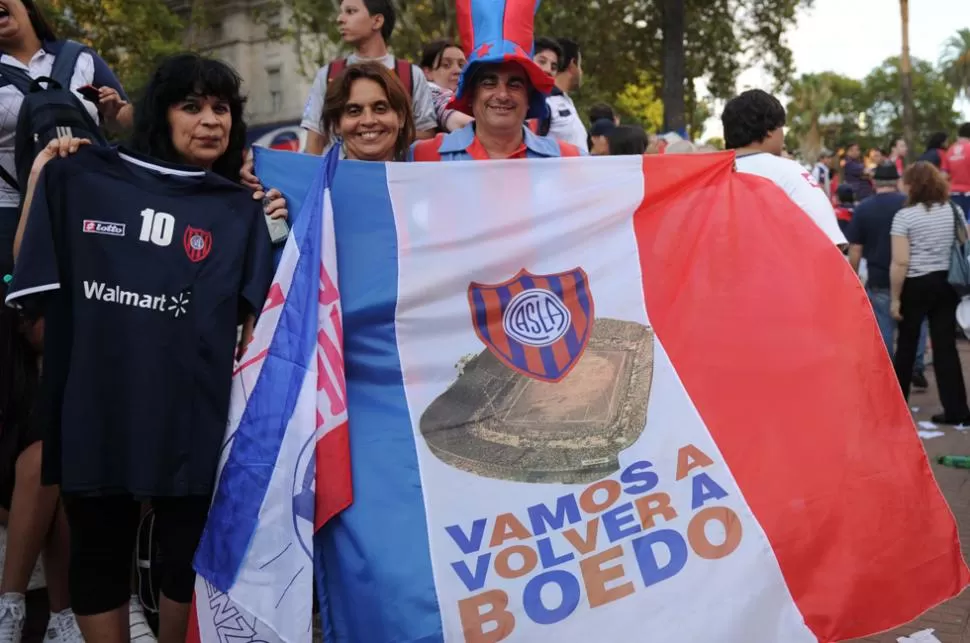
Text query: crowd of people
0 0 967 641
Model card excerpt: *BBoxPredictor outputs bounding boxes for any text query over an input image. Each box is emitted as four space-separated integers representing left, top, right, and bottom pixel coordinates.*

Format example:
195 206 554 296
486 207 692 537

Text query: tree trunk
441 0 456 39
804 119 821 162
900 0 916 162
685 78 695 137
662 0 686 135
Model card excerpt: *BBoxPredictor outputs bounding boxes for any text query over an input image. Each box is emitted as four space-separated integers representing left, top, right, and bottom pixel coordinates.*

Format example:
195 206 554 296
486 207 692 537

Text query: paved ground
13 345 970 642
850 342 970 643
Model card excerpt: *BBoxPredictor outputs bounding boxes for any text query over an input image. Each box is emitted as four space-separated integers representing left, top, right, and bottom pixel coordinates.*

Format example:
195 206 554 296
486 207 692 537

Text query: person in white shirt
811 148 833 200
722 89 846 245
532 37 561 78
300 0 437 154
543 38 588 153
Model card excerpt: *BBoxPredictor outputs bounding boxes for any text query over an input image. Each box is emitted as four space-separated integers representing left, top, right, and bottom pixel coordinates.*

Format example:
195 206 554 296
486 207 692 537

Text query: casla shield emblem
183 226 212 263
467 268 594 382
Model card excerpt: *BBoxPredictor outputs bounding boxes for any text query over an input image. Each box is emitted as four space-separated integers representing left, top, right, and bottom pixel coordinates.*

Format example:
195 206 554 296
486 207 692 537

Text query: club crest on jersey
183 226 212 262
468 268 594 383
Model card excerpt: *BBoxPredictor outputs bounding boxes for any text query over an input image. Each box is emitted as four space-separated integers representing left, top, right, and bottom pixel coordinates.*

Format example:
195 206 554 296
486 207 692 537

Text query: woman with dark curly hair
8 54 282 643
130 56 246 180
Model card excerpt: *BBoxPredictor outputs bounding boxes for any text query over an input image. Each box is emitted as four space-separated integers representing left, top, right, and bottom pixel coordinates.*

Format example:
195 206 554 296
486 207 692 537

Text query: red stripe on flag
633 152 969 642
315 420 352 531
263 283 285 312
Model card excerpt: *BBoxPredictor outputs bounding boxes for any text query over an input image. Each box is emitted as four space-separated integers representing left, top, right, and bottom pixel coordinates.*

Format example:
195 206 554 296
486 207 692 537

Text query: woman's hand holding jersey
14 137 92 261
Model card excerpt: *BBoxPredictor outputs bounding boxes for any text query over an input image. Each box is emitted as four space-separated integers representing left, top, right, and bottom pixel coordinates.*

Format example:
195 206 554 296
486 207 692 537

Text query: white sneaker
42 609 82 643
0 593 25 643
129 596 156 642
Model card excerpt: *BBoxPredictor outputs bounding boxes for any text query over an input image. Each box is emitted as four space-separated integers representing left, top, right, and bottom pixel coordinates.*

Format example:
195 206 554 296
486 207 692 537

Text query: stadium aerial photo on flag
180 144 970 643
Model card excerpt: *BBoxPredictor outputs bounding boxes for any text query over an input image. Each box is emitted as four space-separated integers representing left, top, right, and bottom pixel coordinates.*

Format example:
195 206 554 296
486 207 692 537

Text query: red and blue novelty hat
449 0 555 119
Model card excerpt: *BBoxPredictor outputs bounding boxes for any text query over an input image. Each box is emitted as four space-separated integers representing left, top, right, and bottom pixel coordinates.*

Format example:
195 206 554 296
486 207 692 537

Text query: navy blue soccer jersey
5 146 273 496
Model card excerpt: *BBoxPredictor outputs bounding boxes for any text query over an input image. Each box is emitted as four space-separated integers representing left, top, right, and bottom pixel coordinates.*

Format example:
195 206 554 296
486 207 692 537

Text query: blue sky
700 0 970 139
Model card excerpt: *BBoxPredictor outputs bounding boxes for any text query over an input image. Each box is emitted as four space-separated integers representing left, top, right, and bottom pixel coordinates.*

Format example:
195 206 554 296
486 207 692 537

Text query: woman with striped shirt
890 161 970 424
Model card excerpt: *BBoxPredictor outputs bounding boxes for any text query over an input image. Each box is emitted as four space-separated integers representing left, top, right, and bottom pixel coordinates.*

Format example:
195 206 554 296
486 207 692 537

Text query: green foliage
536 0 809 131
258 0 810 133
940 28 970 100
785 59 960 159
39 0 185 95
615 72 663 132
862 56 959 149
703 136 724 150
786 72 865 159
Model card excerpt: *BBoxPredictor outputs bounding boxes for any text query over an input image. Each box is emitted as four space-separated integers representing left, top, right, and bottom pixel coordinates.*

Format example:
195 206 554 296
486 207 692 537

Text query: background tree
615 72 663 131
786 74 833 160
786 72 865 159
863 56 958 152
661 0 684 134
899 0 915 161
39 0 185 94
703 136 724 150
684 91 710 139
258 0 812 133
940 28 970 100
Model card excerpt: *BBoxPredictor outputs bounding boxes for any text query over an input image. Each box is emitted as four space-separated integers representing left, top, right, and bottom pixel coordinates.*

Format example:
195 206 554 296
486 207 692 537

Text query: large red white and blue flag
197 147 969 643
188 147 350 643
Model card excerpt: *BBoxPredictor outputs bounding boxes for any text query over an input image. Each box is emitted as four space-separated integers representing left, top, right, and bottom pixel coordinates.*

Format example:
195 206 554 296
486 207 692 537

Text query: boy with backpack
300 0 437 155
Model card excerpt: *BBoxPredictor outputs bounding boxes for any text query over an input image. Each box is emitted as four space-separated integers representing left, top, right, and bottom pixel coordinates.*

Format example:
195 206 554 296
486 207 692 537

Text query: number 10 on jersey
139 209 175 247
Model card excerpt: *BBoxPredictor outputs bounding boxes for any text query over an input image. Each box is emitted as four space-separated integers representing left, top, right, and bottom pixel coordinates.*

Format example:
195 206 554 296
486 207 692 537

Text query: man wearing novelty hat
408 0 583 161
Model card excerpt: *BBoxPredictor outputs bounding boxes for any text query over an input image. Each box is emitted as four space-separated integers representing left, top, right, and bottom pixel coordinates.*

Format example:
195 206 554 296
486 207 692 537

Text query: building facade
167 0 333 148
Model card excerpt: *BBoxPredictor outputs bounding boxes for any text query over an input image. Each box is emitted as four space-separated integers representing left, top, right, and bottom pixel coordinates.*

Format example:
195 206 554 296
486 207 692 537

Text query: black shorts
62 494 210 616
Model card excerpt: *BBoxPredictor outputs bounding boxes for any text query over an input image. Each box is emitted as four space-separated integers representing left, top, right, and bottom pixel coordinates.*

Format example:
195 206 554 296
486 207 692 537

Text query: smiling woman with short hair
322 61 416 162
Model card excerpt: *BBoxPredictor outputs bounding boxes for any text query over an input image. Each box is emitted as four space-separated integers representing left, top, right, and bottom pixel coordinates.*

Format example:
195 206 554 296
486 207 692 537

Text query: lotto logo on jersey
82 281 191 319
82 220 126 237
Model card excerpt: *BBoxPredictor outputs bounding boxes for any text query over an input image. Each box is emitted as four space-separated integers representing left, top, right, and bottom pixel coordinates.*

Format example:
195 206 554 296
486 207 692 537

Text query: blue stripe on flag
471 288 490 344
193 148 338 591
497 286 527 367
575 270 592 341
315 160 441 643
517 275 560 377
253 147 327 267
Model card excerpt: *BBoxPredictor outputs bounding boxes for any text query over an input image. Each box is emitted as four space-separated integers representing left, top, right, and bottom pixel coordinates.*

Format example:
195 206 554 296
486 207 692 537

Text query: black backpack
0 41 106 194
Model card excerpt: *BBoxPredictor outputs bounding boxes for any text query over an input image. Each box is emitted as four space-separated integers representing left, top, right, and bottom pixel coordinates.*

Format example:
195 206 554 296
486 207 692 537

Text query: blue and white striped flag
189 147 350 643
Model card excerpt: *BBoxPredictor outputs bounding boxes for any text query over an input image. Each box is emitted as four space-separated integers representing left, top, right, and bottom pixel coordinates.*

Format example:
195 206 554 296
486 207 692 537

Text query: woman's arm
90 52 131 133
305 131 328 155
848 244 863 274
237 313 257 360
96 86 132 132
889 234 910 320
444 111 474 131
13 137 90 261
